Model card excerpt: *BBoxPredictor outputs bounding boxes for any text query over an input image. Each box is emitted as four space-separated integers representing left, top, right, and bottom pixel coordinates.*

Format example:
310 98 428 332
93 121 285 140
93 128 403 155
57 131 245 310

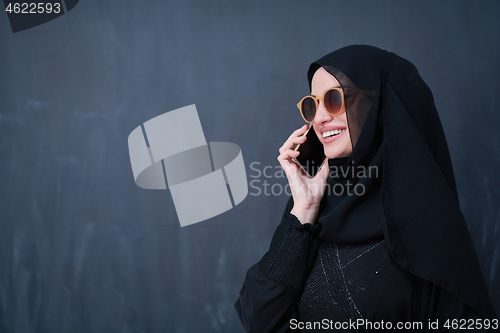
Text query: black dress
235 198 487 332
235 45 498 332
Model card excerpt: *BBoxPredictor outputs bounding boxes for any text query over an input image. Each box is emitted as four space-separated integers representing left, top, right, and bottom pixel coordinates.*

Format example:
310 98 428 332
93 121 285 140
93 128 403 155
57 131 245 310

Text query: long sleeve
234 197 321 333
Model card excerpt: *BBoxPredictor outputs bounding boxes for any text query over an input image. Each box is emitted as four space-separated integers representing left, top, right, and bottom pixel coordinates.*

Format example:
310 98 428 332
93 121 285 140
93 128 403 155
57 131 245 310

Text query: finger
279 149 300 161
281 158 305 187
287 124 309 140
279 135 307 153
277 153 301 181
312 157 329 181
277 149 303 170
281 125 309 153
321 157 330 179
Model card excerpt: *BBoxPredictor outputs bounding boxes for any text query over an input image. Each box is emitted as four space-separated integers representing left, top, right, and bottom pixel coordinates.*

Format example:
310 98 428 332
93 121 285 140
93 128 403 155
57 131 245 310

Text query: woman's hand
277 124 330 225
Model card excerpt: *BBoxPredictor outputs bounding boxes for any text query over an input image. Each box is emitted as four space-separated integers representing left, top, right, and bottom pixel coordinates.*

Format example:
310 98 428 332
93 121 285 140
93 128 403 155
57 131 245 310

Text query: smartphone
292 124 327 178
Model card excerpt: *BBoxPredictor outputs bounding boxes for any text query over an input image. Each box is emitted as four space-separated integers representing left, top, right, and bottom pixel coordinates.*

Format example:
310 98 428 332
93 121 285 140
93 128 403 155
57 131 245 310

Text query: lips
319 126 347 144
322 128 346 139
319 126 346 134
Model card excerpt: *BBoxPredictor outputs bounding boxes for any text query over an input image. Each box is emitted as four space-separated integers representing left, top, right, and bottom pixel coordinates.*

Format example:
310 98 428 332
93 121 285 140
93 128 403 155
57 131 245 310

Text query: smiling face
311 67 352 158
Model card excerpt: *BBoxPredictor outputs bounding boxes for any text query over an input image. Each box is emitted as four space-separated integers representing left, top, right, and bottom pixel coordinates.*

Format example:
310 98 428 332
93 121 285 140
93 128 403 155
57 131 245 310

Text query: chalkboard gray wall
0 1 499 332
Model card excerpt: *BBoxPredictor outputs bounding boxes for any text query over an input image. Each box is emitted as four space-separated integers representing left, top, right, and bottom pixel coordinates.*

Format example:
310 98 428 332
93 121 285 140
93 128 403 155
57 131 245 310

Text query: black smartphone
292 124 327 178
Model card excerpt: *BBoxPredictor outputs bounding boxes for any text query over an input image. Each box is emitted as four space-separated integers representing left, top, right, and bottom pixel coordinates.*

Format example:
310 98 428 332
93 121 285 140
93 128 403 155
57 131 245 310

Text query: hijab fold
308 45 496 320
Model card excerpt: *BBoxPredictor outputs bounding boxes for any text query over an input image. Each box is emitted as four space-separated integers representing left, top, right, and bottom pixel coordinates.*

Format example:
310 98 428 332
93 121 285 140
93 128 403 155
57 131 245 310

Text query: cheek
339 113 349 127
340 114 351 145
313 125 321 139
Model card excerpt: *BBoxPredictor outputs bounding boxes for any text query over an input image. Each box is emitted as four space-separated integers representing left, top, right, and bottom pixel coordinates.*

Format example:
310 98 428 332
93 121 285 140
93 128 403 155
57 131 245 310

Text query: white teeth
322 129 345 138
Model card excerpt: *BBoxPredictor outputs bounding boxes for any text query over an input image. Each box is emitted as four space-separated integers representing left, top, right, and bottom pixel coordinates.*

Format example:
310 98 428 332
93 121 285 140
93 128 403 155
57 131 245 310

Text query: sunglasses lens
324 89 343 115
301 97 316 122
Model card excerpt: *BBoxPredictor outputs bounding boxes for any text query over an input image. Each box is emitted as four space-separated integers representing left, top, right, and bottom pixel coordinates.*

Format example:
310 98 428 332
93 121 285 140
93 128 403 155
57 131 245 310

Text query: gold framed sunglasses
297 87 376 123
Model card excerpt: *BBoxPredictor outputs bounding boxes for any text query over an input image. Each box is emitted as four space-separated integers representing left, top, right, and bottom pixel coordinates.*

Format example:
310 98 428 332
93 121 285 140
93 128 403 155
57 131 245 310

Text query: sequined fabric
298 237 386 330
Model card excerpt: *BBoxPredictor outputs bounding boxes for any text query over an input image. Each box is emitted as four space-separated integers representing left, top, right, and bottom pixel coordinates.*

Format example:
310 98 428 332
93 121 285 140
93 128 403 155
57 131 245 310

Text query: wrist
290 205 319 225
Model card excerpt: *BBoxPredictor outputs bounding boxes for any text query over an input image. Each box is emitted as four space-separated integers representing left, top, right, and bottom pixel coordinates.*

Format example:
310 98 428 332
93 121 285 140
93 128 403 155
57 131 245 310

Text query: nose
313 100 334 125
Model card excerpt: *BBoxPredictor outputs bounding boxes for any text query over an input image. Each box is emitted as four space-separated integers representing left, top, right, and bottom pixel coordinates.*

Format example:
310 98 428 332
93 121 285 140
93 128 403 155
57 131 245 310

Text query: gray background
1 0 499 332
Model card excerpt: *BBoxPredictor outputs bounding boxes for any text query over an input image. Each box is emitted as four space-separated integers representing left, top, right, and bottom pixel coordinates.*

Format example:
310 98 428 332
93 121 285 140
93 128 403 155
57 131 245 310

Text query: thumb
323 157 329 175
319 157 329 181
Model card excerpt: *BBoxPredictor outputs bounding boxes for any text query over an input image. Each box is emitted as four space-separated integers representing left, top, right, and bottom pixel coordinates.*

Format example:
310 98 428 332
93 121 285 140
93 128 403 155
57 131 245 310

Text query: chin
323 138 352 159
325 147 351 158
325 148 345 159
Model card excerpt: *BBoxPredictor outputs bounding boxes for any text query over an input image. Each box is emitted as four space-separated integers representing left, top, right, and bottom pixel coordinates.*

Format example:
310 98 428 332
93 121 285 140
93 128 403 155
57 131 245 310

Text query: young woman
235 45 497 332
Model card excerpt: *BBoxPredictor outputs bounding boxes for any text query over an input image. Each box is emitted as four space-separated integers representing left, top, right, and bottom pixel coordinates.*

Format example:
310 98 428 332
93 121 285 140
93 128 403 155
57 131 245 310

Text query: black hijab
308 45 496 321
